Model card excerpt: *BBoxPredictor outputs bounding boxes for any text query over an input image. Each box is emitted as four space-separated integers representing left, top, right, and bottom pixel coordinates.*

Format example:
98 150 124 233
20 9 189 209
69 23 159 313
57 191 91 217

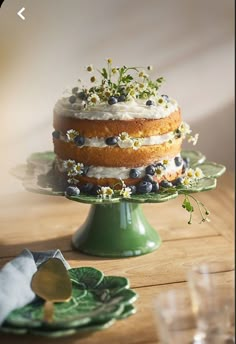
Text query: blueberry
69 95 76 104
118 94 126 102
65 186 80 196
174 156 183 167
137 181 152 194
77 92 87 101
105 136 118 146
145 165 156 175
52 130 60 139
129 168 141 178
161 94 169 102
172 177 184 186
108 96 118 105
143 174 154 183
183 157 190 168
72 87 79 94
160 180 173 188
90 185 101 195
146 100 155 106
129 185 137 194
74 135 85 146
80 183 94 194
152 181 159 193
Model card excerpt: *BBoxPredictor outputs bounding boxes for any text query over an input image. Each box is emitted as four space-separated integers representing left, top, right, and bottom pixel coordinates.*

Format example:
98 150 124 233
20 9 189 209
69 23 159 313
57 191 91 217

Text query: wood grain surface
0 172 234 344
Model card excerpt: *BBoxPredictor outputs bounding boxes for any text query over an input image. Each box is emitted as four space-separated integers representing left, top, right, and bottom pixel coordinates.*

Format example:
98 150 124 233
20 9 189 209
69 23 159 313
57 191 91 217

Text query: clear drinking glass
187 260 235 344
154 288 197 344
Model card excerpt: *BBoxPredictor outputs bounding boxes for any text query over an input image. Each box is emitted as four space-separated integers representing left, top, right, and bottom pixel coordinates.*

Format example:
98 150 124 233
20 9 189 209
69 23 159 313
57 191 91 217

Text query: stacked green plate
1 267 138 338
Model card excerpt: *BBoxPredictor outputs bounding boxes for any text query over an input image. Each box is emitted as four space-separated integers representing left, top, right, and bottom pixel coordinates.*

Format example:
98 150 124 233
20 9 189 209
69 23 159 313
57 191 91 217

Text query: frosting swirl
54 97 178 121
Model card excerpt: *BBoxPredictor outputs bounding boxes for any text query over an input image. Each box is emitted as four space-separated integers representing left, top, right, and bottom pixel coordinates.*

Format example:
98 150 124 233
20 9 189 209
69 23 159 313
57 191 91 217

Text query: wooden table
0 172 234 344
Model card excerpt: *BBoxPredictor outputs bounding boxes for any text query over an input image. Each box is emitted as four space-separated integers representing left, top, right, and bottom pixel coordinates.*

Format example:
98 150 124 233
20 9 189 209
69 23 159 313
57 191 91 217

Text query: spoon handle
43 300 54 323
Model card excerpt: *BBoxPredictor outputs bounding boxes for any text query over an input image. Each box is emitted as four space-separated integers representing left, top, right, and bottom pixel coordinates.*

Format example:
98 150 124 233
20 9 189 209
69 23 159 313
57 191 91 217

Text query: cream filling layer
56 155 182 179
54 97 178 120
59 132 175 148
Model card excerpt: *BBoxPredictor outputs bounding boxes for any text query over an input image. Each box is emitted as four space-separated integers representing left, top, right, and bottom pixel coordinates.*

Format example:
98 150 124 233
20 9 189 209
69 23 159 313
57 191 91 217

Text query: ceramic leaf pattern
2 267 138 337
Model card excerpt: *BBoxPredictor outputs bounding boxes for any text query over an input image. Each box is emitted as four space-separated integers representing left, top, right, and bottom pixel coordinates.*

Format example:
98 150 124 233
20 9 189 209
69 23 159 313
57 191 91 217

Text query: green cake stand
14 150 225 258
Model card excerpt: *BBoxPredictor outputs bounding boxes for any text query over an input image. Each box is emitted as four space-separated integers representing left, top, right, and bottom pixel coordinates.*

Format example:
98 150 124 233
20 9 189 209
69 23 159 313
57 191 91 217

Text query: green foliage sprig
70 59 165 106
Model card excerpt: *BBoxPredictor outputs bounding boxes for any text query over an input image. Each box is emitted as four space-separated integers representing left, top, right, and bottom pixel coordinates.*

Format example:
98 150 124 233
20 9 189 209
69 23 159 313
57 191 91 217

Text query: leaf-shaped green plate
181 150 206 166
194 161 226 178
0 318 116 338
178 177 217 194
4 267 137 332
126 190 178 203
27 151 55 164
14 150 225 204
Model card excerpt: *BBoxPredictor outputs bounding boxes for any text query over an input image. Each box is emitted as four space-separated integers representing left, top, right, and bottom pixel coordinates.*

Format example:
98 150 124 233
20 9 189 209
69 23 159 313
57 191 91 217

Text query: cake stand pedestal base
72 202 161 258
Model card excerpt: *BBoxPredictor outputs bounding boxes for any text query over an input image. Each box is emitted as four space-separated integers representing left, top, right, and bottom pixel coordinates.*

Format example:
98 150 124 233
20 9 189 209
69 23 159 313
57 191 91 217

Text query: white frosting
57 155 182 179
54 97 178 120
59 132 175 148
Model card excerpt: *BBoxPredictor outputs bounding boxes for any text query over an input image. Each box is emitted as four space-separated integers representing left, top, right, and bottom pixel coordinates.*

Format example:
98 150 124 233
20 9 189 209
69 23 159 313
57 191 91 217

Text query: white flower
63 159 76 170
188 133 199 146
182 177 192 188
86 64 93 72
194 167 204 179
186 168 195 179
162 159 170 167
67 177 78 185
66 129 79 142
73 163 84 176
155 165 165 178
87 93 100 104
179 122 192 136
118 133 134 148
120 187 132 198
119 132 129 141
132 139 142 150
98 186 114 199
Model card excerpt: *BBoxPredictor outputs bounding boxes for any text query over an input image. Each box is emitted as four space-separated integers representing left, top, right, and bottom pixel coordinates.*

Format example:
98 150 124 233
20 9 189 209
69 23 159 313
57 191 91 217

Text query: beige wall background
0 0 234 194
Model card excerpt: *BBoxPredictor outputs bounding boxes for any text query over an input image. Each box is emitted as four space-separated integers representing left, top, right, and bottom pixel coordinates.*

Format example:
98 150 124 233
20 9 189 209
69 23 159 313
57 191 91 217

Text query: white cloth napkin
0 249 70 325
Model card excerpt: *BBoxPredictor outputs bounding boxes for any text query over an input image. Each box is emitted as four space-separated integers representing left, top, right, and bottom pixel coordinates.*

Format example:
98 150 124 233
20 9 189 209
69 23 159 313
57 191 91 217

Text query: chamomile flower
66 129 79 142
118 133 133 148
194 167 204 179
86 64 93 72
179 122 192 136
73 163 84 176
112 68 118 74
63 159 76 170
182 177 192 188
90 76 96 83
106 58 112 64
188 133 199 146
133 139 142 150
186 168 195 179
98 186 114 199
155 165 165 178
162 159 170 167
67 177 78 185
120 187 132 198
87 93 100 104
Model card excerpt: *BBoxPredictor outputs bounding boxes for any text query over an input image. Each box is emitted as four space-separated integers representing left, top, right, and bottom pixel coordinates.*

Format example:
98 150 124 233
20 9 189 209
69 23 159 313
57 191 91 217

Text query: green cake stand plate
13 150 225 258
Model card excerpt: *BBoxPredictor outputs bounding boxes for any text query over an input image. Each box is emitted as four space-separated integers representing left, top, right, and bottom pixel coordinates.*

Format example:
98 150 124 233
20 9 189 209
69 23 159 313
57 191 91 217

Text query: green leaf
101 68 108 79
182 198 194 212
69 267 104 289
195 161 226 178
181 150 206 166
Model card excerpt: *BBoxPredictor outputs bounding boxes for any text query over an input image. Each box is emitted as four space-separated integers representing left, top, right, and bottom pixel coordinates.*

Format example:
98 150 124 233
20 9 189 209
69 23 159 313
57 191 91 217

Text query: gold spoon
31 258 72 323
